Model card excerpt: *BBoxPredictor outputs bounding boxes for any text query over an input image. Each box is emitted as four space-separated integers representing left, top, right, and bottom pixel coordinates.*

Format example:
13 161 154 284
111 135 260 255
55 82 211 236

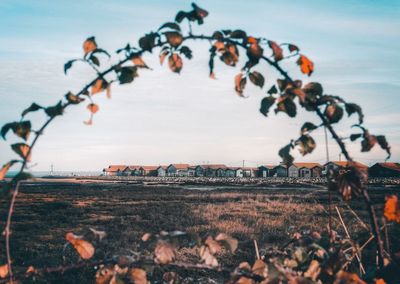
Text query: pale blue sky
0 0 399 171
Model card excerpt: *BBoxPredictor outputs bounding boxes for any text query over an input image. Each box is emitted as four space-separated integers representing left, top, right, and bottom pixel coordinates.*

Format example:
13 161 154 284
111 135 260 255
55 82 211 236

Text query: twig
335 206 366 274
254 239 260 260
4 181 21 284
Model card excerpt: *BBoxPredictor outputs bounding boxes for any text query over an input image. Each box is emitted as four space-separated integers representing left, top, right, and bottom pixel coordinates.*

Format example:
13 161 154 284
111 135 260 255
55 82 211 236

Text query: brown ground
0 180 398 283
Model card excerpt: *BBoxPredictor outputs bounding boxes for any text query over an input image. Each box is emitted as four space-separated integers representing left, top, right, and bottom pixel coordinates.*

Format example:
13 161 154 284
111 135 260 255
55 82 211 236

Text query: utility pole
50 163 54 176
242 160 245 167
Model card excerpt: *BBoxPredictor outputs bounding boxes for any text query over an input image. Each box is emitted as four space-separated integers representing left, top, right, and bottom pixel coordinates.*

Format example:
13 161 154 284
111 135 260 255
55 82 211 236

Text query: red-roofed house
139 166 159 176
369 162 400 177
122 165 141 176
103 165 127 176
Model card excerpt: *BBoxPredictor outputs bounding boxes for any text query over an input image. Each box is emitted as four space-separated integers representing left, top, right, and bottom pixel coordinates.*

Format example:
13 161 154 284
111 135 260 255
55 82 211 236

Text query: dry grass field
0 180 398 283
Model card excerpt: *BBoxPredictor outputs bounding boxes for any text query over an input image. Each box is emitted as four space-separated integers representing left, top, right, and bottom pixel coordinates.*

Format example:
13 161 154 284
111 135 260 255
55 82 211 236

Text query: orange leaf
0 264 8 278
159 50 169 65
83 37 97 55
66 232 95 260
91 79 107 95
297 54 314 76
384 195 400 223
129 268 148 284
0 160 17 181
87 103 99 114
154 240 175 264
234 73 246 97
11 143 31 162
131 55 147 68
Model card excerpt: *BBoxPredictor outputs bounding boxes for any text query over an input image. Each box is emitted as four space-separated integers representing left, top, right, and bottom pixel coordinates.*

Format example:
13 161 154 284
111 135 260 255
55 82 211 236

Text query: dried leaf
65 92 84 105
0 160 18 181
297 54 314 76
66 232 95 260
141 233 152 242
259 96 276 117
164 31 183 48
83 37 97 55
118 67 138 84
138 32 158 52
21 103 43 117
0 264 8 278
154 240 175 264
199 246 218 267
45 101 64 117
234 73 247 97
296 134 316 156
1 121 31 140
268 41 283 61
247 43 263 62
384 195 400 223
301 122 318 134
288 44 299 53
376 135 391 159
168 53 183 73
131 54 148 68
95 266 114 284
275 96 297 117
129 268 148 284
11 143 31 161
325 104 343 124
267 85 278 95
345 103 364 124
87 103 99 114
158 22 181 32
159 50 170 65
334 270 366 284
215 233 238 253
252 259 267 278
248 71 265 88
279 143 294 165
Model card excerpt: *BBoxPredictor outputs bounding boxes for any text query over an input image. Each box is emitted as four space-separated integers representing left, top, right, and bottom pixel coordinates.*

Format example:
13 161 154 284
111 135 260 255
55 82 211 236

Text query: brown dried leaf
66 232 95 260
268 41 283 61
95 266 114 284
215 233 238 253
164 31 183 48
11 143 31 162
91 79 107 95
168 53 183 73
334 270 366 284
234 73 247 97
129 268 148 284
83 37 97 55
0 160 17 181
252 259 267 278
154 240 175 264
199 246 219 267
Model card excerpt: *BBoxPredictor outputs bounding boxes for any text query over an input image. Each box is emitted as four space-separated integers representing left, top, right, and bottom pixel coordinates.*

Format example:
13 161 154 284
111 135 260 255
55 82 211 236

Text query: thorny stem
2 30 386 281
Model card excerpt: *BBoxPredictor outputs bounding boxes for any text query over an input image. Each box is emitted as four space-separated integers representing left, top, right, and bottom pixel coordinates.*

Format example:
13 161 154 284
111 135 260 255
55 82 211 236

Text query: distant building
257 165 275 178
274 165 288 177
166 164 191 176
288 163 322 178
242 167 258 177
225 167 243 177
156 166 167 177
139 166 158 176
201 164 227 177
188 166 196 177
369 163 400 178
103 165 127 176
122 165 141 176
324 161 368 175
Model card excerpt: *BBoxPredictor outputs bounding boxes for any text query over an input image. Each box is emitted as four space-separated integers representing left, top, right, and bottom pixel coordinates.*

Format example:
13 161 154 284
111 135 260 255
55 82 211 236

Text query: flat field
0 179 398 283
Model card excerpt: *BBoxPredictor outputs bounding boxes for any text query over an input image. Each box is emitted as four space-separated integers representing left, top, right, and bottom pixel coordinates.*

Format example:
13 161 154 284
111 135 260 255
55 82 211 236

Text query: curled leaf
376 135 391 159
83 36 97 56
65 92 84 105
0 160 18 181
275 96 297 117
64 59 77 75
138 32 158 52
268 41 283 61
22 103 43 117
296 134 316 156
66 232 95 260
279 143 294 165
164 31 183 48
259 96 276 117
301 122 318 134
325 104 343 124
345 103 364 124
92 79 109 94
158 22 181 32
248 71 265 88
267 85 278 95
45 101 64 117
1 121 31 141
247 43 263 62
11 143 31 161
168 53 183 73
234 73 247 97
117 67 138 84
154 240 175 264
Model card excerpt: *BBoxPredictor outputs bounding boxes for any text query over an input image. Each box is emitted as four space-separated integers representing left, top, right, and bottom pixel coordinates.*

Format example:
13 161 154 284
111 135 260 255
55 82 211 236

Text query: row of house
102 162 400 178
